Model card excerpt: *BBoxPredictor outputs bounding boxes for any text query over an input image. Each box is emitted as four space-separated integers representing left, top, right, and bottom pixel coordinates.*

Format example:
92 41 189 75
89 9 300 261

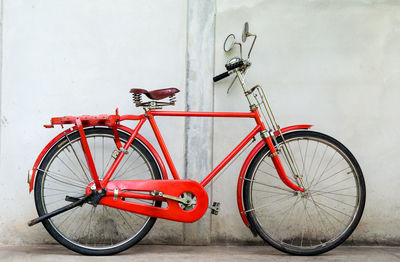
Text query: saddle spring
132 93 177 109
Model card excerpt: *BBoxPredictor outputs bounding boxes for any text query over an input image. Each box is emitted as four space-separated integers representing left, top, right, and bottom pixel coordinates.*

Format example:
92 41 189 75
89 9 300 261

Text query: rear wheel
34 127 162 255
243 131 365 255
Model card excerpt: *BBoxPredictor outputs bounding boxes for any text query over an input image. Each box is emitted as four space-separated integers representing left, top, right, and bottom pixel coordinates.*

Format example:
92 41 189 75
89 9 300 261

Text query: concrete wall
0 0 188 244
1 0 399 245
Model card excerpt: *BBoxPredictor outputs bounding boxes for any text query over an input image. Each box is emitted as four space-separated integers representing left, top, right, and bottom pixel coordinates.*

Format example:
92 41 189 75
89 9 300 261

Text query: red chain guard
98 180 209 223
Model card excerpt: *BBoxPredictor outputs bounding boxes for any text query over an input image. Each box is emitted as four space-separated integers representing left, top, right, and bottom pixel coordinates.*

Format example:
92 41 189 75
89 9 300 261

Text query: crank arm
163 194 190 204
28 193 93 227
150 190 190 205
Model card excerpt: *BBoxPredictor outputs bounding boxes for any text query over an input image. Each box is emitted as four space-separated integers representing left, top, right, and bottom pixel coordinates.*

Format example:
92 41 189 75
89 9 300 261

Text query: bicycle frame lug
90 184 96 191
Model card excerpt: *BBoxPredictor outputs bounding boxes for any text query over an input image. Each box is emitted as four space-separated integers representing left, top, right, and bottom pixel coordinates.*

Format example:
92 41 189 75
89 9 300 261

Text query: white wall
212 0 400 244
0 0 187 244
1 0 400 245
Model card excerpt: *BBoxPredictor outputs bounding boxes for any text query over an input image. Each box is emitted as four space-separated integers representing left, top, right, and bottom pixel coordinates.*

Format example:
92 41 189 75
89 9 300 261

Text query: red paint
31 108 312 225
200 125 262 187
150 111 256 118
29 128 76 192
147 113 180 180
29 125 168 192
236 124 312 227
274 125 312 137
117 125 168 180
75 118 101 190
99 180 209 223
264 136 304 192
101 118 146 187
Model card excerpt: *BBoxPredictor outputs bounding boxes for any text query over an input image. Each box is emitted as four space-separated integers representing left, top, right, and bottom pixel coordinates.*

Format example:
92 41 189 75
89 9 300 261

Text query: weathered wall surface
212 0 400 245
0 0 187 244
1 0 399 245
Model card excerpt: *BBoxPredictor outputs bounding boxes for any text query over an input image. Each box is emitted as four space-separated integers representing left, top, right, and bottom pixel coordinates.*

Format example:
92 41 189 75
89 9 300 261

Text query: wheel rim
38 130 156 250
247 134 362 252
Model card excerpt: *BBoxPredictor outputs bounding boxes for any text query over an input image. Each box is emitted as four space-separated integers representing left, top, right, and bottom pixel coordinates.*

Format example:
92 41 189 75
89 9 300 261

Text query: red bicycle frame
75 109 304 191
29 108 310 225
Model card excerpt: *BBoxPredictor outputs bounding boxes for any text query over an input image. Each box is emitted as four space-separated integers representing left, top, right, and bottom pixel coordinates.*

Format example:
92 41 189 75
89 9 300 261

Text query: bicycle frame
103 110 266 187
29 107 311 225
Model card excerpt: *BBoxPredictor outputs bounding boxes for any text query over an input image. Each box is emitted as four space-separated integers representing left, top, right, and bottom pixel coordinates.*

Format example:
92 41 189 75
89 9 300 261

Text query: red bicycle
28 23 365 256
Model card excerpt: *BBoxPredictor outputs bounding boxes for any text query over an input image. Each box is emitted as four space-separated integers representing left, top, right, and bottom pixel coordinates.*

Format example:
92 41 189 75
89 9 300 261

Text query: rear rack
44 109 121 129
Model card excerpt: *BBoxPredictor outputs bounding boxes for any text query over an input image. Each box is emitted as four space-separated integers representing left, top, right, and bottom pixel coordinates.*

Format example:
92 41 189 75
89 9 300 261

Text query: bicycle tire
34 127 162 255
243 130 365 255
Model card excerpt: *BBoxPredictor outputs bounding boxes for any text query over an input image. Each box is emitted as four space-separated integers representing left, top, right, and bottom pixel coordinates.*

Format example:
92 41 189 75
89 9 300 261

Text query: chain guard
98 180 209 223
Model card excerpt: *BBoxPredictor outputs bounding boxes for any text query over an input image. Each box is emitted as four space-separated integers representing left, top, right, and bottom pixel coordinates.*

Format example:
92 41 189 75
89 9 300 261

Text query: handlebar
225 60 244 71
213 71 231 82
213 60 245 83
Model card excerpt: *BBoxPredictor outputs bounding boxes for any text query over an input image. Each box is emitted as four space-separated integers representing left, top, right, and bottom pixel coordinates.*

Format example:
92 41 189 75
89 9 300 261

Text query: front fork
262 130 305 192
236 68 306 193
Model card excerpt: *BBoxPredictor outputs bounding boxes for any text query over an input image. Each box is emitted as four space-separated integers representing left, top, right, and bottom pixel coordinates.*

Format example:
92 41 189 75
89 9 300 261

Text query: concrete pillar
184 0 215 244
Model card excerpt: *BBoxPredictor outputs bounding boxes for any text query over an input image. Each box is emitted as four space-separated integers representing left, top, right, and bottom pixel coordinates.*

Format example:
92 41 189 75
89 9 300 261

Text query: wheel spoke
244 131 364 255
36 128 160 254
244 178 294 193
245 194 294 213
65 135 92 183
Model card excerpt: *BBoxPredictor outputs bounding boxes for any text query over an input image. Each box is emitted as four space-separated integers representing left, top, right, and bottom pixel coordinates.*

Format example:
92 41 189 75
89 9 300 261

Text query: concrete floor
0 245 399 262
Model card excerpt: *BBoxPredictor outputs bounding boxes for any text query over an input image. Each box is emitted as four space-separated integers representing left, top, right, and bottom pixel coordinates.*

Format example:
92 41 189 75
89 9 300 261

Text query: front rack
247 85 304 184
247 85 280 133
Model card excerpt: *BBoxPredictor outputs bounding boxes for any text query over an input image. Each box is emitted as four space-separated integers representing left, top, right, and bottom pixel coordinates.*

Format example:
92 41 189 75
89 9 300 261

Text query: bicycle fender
28 125 168 193
236 124 312 227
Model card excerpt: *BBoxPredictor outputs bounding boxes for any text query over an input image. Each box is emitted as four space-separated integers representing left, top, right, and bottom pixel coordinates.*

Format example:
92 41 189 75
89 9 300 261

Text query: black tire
243 131 365 255
34 127 162 255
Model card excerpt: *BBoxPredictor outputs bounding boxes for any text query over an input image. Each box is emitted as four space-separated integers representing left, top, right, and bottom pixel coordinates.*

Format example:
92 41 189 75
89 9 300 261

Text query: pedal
210 202 220 215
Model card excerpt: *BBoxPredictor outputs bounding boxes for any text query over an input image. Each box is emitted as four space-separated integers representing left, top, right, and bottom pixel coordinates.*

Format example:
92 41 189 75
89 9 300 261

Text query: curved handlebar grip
213 71 230 82
225 60 244 71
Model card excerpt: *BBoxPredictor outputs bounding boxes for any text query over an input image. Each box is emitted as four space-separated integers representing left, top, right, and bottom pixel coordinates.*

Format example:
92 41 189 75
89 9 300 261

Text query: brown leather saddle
130 88 180 100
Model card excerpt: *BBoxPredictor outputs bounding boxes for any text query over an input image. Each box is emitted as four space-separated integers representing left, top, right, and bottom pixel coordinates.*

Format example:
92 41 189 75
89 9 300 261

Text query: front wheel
243 131 365 255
